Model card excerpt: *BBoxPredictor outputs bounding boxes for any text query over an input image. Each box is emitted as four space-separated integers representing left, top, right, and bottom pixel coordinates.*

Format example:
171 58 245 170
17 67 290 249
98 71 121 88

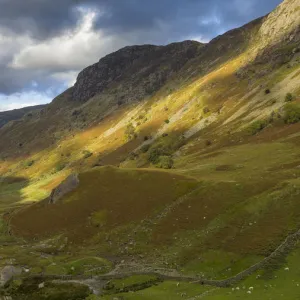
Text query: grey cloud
0 0 283 98
0 0 282 40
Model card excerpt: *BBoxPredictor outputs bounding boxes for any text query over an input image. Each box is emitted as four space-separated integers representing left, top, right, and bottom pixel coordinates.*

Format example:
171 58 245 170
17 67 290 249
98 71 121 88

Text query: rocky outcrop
0 266 22 286
48 174 79 204
72 41 203 103
259 0 300 46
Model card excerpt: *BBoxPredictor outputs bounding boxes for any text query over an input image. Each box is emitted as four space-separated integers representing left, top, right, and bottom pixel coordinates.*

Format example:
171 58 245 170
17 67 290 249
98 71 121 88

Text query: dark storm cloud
0 0 282 40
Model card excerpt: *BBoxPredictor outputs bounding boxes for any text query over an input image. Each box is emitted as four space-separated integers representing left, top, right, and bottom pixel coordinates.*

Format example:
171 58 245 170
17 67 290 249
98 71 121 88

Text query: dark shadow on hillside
0 176 29 213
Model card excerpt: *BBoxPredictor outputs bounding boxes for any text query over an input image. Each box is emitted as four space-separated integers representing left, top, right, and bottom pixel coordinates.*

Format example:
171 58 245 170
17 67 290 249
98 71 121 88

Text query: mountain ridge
1 1 300 298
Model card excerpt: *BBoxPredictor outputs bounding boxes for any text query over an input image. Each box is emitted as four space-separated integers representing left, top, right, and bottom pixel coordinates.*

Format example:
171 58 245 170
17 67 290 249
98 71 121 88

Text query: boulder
48 173 79 204
0 266 22 286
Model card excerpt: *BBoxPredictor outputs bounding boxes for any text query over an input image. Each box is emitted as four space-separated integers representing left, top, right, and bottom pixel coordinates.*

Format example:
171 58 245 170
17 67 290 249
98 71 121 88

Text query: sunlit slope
0 1 299 298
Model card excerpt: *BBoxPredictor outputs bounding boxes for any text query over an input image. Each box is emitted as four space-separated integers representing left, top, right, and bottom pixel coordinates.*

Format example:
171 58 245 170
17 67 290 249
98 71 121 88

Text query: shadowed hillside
0 104 46 128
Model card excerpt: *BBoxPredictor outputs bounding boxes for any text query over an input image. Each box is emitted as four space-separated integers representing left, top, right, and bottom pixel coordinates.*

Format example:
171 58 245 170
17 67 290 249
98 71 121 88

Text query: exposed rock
72 41 203 103
259 0 300 46
48 173 79 204
0 266 22 286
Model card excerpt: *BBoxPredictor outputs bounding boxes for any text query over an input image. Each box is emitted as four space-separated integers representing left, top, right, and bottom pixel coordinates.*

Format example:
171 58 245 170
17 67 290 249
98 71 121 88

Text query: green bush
25 160 35 167
128 152 138 160
55 163 66 172
148 148 162 164
203 107 210 114
156 156 174 169
247 119 269 135
83 150 93 159
164 119 170 124
125 123 137 141
284 103 300 124
147 134 185 164
140 144 150 153
205 140 212 146
285 93 294 102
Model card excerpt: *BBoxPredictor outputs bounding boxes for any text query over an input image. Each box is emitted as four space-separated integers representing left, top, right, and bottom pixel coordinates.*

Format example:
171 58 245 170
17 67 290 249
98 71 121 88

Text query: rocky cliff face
72 41 203 103
259 0 300 46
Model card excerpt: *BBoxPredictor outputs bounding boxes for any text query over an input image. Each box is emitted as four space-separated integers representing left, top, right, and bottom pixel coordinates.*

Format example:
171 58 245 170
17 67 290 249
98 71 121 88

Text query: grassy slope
0 2 299 298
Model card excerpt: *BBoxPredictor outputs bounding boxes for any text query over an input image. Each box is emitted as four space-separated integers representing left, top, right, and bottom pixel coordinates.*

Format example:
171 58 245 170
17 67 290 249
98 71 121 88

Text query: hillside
0 104 45 128
0 0 300 299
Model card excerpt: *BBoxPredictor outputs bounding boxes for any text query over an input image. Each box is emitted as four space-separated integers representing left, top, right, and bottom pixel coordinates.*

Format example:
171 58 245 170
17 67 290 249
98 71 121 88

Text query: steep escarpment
72 41 203 103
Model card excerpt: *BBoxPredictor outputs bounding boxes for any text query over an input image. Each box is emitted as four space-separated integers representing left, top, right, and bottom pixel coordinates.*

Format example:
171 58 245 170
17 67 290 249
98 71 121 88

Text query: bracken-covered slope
1 0 300 299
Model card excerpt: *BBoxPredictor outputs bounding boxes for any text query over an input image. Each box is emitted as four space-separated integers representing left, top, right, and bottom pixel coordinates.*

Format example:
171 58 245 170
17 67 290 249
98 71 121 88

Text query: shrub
143 136 149 141
148 148 162 164
147 134 185 164
128 152 138 160
25 160 34 167
203 107 210 114
164 119 170 124
284 103 300 124
205 140 212 146
72 109 81 116
56 163 66 172
285 93 294 102
265 89 271 94
125 123 137 141
247 119 269 135
156 156 174 169
83 150 93 159
141 144 150 153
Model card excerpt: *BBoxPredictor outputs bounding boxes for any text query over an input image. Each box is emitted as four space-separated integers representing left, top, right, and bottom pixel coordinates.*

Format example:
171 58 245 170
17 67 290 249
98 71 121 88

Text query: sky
0 0 282 112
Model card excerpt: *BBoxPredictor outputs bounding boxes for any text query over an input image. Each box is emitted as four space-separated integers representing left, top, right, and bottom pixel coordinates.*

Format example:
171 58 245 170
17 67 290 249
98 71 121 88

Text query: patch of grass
8 280 91 300
65 257 111 275
100 281 212 300
204 246 300 299
90 210 107 227
44 264 67 275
